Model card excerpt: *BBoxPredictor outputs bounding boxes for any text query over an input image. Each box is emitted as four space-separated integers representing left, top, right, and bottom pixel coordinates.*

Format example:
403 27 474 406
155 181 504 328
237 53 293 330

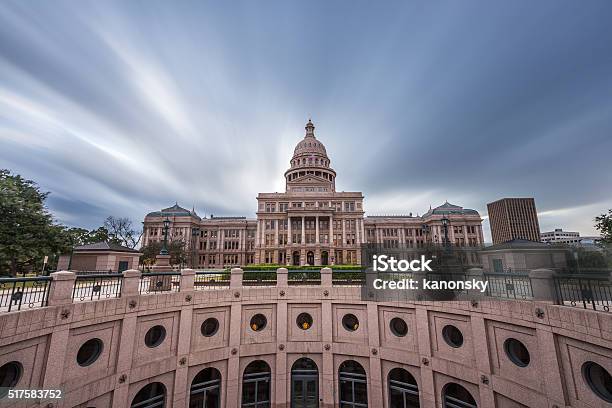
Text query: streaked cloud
1 0 611 242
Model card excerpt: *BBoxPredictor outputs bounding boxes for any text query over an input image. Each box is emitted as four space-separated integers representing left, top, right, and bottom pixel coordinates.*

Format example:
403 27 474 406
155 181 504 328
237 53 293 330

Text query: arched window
242 360 271 408
131 382 166 408
339 360 367 407
388 368 419 407
291 358 318 408
442 383 477 408
189 367 221 408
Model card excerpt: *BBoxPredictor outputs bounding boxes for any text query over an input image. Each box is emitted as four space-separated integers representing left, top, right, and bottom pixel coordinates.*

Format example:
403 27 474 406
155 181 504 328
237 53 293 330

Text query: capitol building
142 120 485 268
0 121 610 408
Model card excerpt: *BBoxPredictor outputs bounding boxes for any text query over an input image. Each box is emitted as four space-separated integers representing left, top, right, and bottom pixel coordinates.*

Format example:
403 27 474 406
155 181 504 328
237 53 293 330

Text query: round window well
390 317 408 337
296 313 313 330
342 314 359 332
250 314 267 332
442 325 464 348
77 338 104 367
145 325 166 348
201 318 219 337
582 361 612 403
504 338 530 367
0 361 22 396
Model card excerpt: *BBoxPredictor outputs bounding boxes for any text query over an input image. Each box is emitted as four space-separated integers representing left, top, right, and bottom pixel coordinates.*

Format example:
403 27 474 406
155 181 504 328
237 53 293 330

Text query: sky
1 1 611 242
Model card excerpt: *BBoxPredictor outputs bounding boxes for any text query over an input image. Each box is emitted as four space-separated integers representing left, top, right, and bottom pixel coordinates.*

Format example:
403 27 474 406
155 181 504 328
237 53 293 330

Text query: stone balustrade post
180 268 196 291
466 267 485 299
529 269 558 303
48 271 76 306
321 267 332 287
276 268 288 287
121 269 141 296
230 268 243 288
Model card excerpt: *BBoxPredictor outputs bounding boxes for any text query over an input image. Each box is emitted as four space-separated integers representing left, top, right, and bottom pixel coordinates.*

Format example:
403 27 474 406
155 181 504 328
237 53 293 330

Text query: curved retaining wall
0 269 611 408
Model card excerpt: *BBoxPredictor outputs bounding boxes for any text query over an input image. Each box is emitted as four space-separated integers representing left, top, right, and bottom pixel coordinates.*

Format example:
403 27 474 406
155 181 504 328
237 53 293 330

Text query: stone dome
292 120 328 158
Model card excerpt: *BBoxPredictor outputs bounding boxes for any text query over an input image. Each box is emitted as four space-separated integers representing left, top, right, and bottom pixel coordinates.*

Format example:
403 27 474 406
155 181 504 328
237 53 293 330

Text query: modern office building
143 121 485 268
541 228 581 245
487 198 541 245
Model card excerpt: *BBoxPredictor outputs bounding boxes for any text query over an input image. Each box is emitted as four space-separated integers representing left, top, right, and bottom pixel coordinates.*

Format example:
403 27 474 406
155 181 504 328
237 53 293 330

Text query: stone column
230 267 243 288
301 216 306 244
287 217 292 245
329 215 333 245
342 218 346 247
48 271 76 306
275 219 279 246
277 267 288 287
321 267 332 287
180 268 195 291
121 269 141 296
529 269 558 303
315 215 320 244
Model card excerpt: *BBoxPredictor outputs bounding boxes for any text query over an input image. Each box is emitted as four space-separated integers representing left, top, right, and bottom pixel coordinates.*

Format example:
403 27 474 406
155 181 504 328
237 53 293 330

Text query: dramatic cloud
1 1 611 241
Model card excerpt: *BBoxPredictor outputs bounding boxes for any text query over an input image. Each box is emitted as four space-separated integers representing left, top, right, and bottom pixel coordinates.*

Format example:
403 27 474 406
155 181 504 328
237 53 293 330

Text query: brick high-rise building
487 197 541 244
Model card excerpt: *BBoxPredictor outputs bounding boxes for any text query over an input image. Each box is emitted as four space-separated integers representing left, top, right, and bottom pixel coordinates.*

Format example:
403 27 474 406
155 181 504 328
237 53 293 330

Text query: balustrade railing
1 267 611 314
139 272 181 294
194 271 231 289
554 274 612 312
483 272 533 299
73 274 123 302
242 271 277 286
288 270 321 285
0 276 52 312
332 270 365 286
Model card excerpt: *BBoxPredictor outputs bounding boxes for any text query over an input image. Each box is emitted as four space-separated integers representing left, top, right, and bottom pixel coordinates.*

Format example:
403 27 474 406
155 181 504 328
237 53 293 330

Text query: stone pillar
121 269 141 296
466 268 486 299
230 267 243 288
321 267 332 287
180 268 195 291
48 271 76 306
342 218 346 247
415 306 436 408
275 218 279 247
529 269 558 303
153 254 171 271
315 215 320 244
301 216 305 244
277 267 288 287
287 217 292 245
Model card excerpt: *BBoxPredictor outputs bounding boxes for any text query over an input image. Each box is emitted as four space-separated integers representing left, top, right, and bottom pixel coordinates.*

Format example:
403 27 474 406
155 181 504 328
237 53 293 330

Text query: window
582 361 612 402
442 325 463 348
190 368 221 408
339 360 367 407
77 338 103 367
201 318 220 337
0 361 22 397
144 325 166 348
388 368 419 408
442 383 476 408
390 318 408 337
242 361 271 408
504 338 530 367
342 314 359 332
131 382 166 408
296 313 313 330
250 314 267 332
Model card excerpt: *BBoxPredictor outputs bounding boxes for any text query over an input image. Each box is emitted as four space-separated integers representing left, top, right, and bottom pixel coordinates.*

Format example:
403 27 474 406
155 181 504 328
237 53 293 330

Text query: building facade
143 121 485 268
487 198 541 245
541 228 581 245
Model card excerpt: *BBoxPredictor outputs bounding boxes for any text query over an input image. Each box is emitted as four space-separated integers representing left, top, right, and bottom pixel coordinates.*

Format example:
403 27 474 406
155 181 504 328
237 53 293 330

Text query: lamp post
160 217 171 256
191 227 200 268
441 216 450 251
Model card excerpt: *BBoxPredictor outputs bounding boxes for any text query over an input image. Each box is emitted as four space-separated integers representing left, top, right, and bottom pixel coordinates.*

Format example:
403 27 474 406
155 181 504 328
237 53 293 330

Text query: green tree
595 209 612 244
139 240 188 268
0 169 70 276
